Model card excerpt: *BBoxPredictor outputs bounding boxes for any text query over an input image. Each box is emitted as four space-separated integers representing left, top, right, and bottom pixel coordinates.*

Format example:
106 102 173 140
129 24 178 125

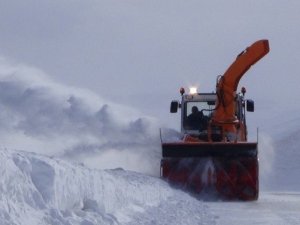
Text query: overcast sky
1 0 300 134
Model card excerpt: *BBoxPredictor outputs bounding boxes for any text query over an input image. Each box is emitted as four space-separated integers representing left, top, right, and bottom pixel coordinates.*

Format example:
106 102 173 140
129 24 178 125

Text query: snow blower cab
161 40 270 201
171 88 254 142
171 91 217 136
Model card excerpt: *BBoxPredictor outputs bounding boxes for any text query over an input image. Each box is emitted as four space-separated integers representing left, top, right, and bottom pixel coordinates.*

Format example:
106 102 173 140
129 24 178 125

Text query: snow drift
0 148 215 225
0 58 161 175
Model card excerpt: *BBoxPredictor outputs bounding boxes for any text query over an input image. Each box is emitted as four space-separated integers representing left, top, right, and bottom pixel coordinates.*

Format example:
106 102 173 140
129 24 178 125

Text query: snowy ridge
1 148 164 224
0 148 216 225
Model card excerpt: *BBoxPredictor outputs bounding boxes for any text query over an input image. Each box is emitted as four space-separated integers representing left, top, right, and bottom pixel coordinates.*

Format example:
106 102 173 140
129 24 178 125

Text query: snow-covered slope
0 148 218 225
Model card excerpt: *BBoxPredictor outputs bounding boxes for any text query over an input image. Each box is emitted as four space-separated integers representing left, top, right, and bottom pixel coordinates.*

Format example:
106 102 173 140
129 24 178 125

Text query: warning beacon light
189 87 198 95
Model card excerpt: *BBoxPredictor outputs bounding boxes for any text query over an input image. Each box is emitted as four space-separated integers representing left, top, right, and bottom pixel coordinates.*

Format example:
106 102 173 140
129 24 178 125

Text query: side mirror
246 99 254 112
170 101 179 113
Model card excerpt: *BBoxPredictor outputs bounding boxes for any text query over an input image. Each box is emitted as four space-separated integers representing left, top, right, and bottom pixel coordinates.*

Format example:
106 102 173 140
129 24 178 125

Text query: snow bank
0 148 168 224
0 58 161 175
0 148 213 225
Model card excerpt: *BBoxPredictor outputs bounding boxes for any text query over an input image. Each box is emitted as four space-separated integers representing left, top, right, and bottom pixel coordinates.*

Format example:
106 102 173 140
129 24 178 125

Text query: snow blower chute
161 40 270 200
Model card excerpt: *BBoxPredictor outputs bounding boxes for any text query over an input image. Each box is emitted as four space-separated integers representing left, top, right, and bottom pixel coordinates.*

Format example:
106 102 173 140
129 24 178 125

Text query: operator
187 106 204 130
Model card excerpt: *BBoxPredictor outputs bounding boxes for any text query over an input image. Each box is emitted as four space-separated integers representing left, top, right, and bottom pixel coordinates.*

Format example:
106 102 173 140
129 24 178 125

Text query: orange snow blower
161 40 270 200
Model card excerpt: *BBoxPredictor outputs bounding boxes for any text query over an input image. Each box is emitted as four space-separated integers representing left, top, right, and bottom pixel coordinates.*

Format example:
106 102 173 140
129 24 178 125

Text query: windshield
183 101 215 130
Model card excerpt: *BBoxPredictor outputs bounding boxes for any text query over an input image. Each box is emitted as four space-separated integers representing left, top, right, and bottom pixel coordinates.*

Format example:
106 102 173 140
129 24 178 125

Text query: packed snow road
1 149 300 225
126 192 300 225
205 193 300 225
